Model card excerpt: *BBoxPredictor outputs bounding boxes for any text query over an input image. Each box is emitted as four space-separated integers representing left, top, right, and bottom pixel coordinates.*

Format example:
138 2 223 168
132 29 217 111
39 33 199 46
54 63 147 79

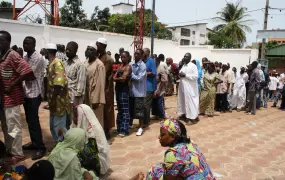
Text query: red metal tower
13 0 59 25
133 0 145 52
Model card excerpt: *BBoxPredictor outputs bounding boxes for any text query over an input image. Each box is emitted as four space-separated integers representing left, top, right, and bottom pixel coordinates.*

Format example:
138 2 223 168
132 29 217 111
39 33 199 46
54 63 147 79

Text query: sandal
7 156 26 165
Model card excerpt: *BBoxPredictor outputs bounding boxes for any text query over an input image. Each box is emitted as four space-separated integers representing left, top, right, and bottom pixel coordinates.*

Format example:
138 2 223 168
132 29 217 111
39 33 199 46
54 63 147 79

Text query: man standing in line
96 38 115 139
247 61 260 115
227 63 235 112
46 43 70 141
152 54 168 120
261 65 270 108
177 53 199 124
143 48 156 126
231 67 248 112
84 43 106 126
64 41 86 129
0 31 34 164
22 36 46 160
129 49 147 136
272 69 285 107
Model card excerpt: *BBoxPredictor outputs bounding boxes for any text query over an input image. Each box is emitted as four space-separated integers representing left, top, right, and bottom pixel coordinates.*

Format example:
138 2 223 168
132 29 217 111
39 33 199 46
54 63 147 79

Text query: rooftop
112 2 134 7
166 22 208 28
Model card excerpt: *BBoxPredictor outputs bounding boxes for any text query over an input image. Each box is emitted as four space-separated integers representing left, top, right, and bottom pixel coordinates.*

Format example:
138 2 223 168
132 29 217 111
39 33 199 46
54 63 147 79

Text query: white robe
177 62 199 119
232 73 248 109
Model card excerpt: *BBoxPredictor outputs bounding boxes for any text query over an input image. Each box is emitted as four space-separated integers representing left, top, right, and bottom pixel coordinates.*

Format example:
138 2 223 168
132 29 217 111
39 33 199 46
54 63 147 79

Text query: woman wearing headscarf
133 119 215 180
47 128 97 180
166 58 178 96
192 59 203 91
72 104 111 175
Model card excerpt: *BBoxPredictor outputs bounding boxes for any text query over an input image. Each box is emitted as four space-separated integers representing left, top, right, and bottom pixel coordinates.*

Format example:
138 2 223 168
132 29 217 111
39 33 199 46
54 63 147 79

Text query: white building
166 23 212 46
112 2 134 14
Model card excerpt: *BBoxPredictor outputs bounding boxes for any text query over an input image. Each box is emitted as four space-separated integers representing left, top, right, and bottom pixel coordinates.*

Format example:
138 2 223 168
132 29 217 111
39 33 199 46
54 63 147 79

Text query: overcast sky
8 0 285 45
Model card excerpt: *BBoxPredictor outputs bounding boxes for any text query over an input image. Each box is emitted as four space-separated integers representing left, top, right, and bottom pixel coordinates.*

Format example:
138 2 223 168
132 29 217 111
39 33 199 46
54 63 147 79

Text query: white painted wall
112 4 134 14
0 18 258 69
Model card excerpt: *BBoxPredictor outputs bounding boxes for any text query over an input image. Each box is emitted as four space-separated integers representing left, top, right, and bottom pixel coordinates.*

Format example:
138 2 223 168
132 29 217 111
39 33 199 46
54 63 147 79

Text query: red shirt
0 50 33 108
112 62 122 77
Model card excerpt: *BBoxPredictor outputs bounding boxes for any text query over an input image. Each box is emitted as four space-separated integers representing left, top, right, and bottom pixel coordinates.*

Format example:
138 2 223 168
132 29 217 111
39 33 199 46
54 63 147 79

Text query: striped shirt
63 56 86 103
23 50 45 98
129 60 147 97
0 50 33 108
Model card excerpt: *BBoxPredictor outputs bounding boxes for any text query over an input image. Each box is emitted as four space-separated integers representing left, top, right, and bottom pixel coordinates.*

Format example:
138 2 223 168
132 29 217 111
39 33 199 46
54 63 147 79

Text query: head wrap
97 37 107 45
161 119 181 137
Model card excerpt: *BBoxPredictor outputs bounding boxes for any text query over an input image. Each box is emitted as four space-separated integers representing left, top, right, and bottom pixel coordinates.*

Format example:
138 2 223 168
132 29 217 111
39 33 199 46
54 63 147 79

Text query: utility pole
261 0 269 59
151 0 156 56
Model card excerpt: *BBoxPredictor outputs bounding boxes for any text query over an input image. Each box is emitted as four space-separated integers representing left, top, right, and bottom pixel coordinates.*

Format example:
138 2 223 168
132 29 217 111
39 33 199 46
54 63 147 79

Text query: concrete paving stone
1 96 285 180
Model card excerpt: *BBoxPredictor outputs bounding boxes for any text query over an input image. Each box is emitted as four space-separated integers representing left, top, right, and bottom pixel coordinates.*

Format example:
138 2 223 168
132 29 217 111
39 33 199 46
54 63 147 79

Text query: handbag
134 97 145 119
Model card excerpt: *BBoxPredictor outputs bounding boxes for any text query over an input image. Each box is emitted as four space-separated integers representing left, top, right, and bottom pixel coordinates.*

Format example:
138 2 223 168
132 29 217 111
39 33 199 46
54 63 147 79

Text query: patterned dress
199 72 218 116
147 142 215 180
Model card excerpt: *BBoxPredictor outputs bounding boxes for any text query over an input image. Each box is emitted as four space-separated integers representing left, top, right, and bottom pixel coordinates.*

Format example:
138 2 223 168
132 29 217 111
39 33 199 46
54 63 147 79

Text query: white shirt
269 76 278 90
278 73 285 89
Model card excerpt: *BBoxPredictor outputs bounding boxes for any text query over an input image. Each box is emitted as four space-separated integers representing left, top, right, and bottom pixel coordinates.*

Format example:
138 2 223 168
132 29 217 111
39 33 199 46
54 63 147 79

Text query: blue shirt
145 57 157 92
129 60 147 97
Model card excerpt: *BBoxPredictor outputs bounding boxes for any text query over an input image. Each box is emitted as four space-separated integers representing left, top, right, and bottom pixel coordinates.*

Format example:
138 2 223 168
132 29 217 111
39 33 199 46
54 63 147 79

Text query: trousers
0 105 24 156
50 112 67 142
23 95 46 150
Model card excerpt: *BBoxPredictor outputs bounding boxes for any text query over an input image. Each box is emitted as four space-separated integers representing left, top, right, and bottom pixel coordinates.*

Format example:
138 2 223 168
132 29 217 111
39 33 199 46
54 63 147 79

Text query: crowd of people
0 29 285 179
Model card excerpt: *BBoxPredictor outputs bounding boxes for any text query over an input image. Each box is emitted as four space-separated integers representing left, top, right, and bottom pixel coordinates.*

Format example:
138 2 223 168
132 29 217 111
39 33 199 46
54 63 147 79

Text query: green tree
213 0 255 47
88 6 111 31
266 40 279 49
0 1 12 8
59 0 87 28
208 31 236 48
108 9 172 40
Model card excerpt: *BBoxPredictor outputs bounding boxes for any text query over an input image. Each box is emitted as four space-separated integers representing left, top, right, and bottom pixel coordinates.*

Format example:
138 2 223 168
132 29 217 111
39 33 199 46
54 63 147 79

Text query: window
180 39 190 46
192 31 195 35
181 28 190 37
200 34 206 37
192 41 195 45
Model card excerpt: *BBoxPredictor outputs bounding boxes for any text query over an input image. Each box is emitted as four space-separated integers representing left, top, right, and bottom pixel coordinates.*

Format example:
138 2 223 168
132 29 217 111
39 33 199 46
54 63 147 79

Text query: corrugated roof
112 2 134 7
267 44 285 56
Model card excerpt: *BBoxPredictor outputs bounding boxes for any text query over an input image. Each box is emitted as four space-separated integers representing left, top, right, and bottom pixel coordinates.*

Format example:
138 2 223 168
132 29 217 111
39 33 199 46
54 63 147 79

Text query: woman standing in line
113 51 131 137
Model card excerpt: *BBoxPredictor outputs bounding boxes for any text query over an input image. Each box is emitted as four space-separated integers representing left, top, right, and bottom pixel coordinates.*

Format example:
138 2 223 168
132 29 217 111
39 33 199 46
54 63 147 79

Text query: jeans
50 112 67 142
256 89 262 109
274 88 282 106
23 95 46 151
143 92 154 125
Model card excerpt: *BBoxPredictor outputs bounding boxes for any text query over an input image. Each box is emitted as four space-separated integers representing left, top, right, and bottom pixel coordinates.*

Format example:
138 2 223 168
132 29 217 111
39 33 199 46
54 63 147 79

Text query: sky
7 0 285 45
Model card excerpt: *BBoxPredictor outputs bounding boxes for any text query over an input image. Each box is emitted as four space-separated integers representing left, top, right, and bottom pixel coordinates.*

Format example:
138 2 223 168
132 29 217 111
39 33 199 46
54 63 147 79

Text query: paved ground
1 95 285 180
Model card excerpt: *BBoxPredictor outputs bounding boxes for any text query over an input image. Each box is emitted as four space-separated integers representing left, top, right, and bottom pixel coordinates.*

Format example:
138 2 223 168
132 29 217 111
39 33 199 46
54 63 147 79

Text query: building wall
0 18 258 70
0 11 13 19
167 24 209 46
112 4 133 14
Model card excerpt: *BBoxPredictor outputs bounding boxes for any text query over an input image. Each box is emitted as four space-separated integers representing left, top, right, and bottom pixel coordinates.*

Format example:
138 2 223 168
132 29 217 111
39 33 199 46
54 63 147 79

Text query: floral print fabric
146 143 215 180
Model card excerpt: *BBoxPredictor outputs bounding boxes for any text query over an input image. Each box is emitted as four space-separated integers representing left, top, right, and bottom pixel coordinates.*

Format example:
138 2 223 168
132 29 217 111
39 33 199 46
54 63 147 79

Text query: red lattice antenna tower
133 0 145 52
13 0 59 25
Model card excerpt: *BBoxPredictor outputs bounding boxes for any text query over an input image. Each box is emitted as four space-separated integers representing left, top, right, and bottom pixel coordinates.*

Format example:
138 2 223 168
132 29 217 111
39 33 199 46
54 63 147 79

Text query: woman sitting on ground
134 119 215 180
72 104 111 176
47 128 97 180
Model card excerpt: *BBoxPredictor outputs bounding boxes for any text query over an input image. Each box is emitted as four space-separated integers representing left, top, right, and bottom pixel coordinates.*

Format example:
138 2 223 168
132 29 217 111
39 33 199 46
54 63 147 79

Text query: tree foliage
208 31 237 48
59 0 87 28
0 1 12 8
59 1 171 40
211 0 255 48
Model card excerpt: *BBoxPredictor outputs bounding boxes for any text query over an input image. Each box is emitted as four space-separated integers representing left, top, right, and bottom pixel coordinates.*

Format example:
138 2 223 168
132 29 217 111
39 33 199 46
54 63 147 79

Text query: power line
165 8 264 25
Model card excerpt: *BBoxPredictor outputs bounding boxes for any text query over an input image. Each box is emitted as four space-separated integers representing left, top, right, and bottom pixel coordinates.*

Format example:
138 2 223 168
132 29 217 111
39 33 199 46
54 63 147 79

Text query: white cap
88 42 97 50
97 37 107 45
46 43 57 50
